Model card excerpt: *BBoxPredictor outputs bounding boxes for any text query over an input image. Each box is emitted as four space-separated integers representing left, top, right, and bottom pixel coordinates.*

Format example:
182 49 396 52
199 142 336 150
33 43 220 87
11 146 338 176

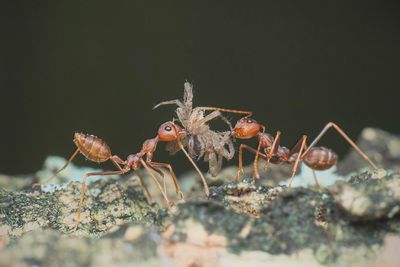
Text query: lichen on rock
1 177 160 237
1 127 400 267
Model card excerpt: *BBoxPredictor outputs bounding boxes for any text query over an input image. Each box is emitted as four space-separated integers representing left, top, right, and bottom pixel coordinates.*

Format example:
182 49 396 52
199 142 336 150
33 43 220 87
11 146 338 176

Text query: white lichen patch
362 128 378 141
371 168 388 179
36 156 118 193
388 139 400 158
283 164 345 188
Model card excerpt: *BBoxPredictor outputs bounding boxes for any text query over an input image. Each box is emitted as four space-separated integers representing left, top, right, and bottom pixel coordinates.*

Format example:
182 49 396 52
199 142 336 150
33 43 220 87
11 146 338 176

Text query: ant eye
164 126 172 132
246 119 253 124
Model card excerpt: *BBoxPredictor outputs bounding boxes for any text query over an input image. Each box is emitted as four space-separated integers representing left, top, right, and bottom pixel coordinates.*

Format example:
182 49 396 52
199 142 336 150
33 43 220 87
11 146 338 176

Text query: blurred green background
1 1 399 175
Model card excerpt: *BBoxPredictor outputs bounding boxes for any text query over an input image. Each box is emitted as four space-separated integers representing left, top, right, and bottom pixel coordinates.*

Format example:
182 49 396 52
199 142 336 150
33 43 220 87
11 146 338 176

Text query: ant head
157 122 182 142
232 117 261 139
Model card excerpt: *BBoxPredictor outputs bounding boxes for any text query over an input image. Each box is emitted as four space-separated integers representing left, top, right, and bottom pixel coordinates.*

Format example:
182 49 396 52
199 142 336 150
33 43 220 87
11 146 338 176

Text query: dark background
1 1 399 175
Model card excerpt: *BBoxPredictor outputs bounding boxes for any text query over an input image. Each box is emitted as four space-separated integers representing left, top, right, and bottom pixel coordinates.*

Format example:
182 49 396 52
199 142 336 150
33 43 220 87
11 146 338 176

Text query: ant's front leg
148 161 184 200
236 144 269 180
252 125 266 179
139 159 174 207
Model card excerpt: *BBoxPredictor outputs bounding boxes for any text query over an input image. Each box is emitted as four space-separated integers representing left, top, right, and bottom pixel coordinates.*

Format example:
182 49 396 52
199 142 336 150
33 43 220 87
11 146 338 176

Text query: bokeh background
1 1 399 175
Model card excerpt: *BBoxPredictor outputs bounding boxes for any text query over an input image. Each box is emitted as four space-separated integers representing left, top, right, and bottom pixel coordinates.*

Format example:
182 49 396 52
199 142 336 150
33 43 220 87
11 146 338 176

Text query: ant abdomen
73 132 112 163
303 147 337 170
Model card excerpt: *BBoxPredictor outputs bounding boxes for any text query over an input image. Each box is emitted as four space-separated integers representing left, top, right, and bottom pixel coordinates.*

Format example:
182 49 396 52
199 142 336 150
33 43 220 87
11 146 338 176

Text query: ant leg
110 155 165 185
33 148 80 188
198 107 253 117
237 144 245 180
302 122 378 170
237 144 269 180
111 155 156 203
176 138 210 197
76 169 128 227
238 145 268 160
148 162 184 200
110 155 124 165
134 170 152 203
148 165 168 200
312 170 321 191
264 131 282 172
110 155 130 173
253 125 266 179
148 165 165 178
140 159 173 206
288 135 308 189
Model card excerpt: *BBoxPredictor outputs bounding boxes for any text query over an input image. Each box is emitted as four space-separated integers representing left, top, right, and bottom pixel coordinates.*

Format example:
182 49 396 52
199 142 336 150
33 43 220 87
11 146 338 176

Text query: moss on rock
1 178 160 237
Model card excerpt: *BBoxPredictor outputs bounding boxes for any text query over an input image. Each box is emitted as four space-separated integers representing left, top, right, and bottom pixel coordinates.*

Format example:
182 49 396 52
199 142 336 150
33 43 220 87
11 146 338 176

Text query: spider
153 82 251 177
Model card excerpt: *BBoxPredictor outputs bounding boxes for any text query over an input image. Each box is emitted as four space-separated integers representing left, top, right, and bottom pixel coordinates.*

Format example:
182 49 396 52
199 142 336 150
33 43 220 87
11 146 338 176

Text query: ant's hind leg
312 170 321 191
302 122 378 170
134 170 152 203
33 148 80 188
288 135 308 189
76 170 126 227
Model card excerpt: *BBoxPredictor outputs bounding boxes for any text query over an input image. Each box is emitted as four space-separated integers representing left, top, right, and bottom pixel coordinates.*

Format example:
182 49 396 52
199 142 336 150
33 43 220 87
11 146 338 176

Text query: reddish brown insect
37 132 183 226
230 118 378 188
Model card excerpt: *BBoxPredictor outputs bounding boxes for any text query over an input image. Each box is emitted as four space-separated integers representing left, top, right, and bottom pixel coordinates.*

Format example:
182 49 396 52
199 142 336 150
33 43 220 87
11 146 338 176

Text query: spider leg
153 99 183 110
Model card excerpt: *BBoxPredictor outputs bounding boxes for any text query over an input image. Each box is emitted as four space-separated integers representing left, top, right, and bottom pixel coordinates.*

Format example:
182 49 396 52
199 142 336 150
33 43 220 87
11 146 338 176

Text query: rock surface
1 127 400 267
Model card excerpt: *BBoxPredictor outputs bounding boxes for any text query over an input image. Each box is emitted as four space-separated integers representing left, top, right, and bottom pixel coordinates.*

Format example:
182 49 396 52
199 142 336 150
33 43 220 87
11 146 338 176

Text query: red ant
204 109 378 189
234 118 378 188
37 127 188 226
